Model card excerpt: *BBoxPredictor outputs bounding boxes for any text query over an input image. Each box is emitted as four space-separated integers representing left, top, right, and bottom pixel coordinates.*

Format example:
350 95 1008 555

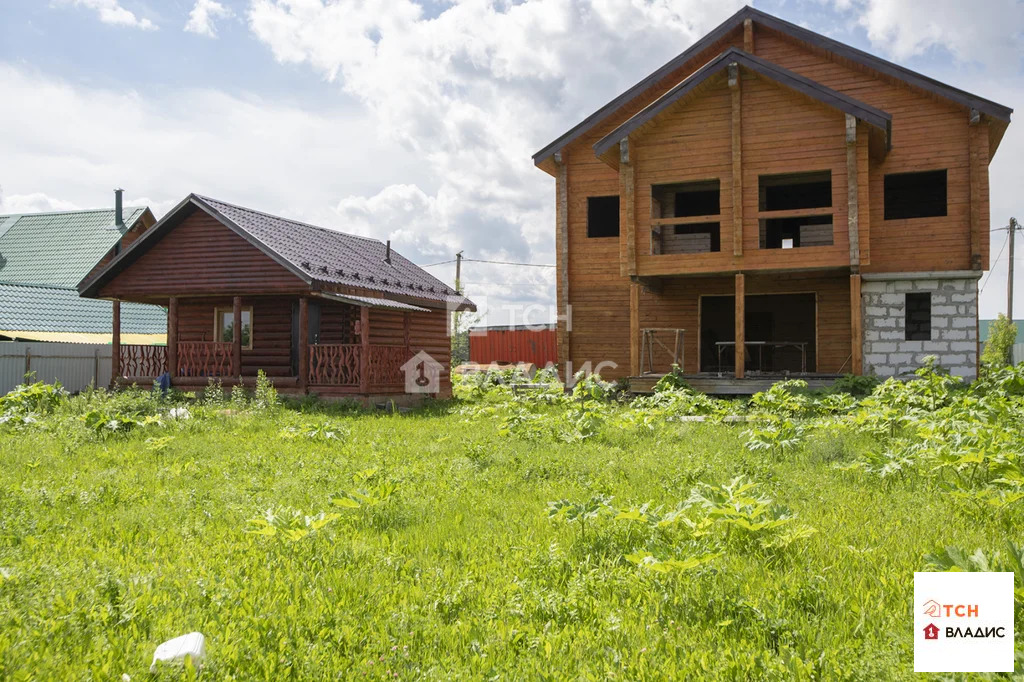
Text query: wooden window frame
757 170 834 250
214 306 254 350
650 179 722 255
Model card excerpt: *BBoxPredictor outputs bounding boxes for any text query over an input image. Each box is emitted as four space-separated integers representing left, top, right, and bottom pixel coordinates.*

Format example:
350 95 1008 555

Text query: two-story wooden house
534 6 1012 390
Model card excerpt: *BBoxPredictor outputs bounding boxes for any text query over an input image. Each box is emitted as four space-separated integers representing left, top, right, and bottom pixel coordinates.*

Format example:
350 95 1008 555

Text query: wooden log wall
97 208 307 299
176 296 293 378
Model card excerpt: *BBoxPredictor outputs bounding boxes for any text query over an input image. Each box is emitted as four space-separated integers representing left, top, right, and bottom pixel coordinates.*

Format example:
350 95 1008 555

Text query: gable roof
594 47 891 159
0 206 150 288
79 194 475 311
0 281 165 336
534 5 1012 167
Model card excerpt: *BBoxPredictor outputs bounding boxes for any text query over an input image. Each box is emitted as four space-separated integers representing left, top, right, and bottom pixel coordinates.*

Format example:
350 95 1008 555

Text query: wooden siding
97 209 306 299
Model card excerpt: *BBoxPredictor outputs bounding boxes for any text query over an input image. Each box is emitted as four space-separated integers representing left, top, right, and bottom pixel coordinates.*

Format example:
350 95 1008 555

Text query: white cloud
60 0 157 31
833 0 1024 67
245 0 748 322
0 191 80 214
185 0 233 38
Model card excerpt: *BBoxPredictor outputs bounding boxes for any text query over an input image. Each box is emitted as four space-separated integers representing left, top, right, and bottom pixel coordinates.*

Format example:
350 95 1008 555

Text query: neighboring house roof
79 194 476 311
594 47 892 159
0 207 150 288
533 5 1013 167
0 282 166 336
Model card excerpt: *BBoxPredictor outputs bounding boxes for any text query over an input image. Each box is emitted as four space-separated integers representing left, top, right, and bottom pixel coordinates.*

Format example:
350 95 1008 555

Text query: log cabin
77 194 474 400
533 6 1012 392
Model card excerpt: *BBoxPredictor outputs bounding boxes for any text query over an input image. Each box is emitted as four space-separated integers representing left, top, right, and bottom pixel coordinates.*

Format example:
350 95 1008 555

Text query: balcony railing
177 341 233 378
121 344 167 378
309 343 410 388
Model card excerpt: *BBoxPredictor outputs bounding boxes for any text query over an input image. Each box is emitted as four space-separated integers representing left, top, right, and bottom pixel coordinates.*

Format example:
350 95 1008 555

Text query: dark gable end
533 5 1012 169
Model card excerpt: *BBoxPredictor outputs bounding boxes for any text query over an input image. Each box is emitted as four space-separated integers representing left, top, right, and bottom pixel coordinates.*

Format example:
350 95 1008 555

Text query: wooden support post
619 139 636 276
167 297 178 378
729 62 743 258
734 274 745 379
232 296 242 378
850 274 863 375
111 299 121 386
403 311 411 351
743 18 754 52
629 282 640 376
554 151 571 376
845 115 860 268
298 296 309 392
968 111 989 271
857 123 871 266
359 305 370 394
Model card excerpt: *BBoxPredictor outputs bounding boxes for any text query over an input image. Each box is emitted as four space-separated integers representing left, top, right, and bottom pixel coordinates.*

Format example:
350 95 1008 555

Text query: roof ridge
0 206 147 220
194 194 382 244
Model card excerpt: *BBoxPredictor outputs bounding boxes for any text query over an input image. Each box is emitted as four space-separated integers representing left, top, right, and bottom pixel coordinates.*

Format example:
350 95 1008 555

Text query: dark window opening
760 215 833 249
586 196 620 238
651 180 721 254
884 170 947 220
905 292 931 340
652 180 720 218
759 171 832 212
699 293 817 373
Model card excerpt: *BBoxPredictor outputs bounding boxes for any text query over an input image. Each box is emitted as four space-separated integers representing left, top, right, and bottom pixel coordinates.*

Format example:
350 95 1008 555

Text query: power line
419 257 556 269
980 228 1010 294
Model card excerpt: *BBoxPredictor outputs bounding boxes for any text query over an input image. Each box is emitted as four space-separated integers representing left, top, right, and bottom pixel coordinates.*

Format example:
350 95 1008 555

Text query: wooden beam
403 311 411 350
857 121 871 265
111 299 121 386
554 151 571 375
630 282 640 376
734 274 745 379
620 139 637 277
650 215 722 227
730 62 743 258
754 206 834 220
298 296 309 392
968 114 990 270
232 296 242 378
359 305 370 394
845 114 860 269
167 297 178 378
850 274 863 375
743 18 754 53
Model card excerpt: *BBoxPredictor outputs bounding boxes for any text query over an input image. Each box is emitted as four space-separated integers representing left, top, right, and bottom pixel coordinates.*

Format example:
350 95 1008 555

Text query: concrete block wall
861 276 979 380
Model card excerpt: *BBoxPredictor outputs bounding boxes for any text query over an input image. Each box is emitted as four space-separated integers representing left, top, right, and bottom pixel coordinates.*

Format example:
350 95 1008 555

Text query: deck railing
120 344 167 378
177 341 234 377
309 343 410 388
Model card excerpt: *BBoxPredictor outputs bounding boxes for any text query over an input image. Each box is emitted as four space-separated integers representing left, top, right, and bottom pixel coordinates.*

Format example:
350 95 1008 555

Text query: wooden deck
628 373 842 395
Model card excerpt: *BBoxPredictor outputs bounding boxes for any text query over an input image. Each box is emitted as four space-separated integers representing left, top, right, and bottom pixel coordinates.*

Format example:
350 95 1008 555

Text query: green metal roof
0 282 165 334
0 207 148 288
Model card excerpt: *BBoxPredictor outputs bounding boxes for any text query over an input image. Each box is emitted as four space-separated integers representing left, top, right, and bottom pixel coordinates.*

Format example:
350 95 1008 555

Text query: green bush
981 313 1018 368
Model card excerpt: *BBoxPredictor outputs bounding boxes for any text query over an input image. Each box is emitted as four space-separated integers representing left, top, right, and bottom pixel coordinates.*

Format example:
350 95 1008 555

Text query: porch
111 294 421 396
628 372 843 396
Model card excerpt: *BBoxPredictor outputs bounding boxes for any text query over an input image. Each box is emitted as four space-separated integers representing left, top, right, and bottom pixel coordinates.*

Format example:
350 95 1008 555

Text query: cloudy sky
1 0 1022 323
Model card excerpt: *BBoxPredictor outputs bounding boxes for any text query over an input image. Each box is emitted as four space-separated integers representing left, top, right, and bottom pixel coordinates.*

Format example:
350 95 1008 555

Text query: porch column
298 296 309 392
111 299 121 386
629 282 640 375
734 274 745 379
850 274 863 375
167 297 178 378
359 306 370 394
232 296 242 378
403 311 411 352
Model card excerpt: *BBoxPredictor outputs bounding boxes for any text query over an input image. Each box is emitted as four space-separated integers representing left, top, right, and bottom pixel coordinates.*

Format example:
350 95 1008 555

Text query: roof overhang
593 47 892 167
0 330 166 344
313 292 431 312
533 5 1012 170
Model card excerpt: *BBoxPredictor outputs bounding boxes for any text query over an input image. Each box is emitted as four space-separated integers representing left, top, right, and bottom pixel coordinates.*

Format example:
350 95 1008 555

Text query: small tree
981 314 1018 368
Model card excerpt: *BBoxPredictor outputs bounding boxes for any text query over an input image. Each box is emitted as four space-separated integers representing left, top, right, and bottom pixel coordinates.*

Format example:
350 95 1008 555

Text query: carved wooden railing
177 341 233 377
309 344 361 386
121 344 167 377
368 345 409 388
308 344 410 388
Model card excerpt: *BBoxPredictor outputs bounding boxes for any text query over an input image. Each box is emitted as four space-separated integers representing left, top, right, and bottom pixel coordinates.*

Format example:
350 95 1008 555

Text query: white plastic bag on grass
150 632 205 672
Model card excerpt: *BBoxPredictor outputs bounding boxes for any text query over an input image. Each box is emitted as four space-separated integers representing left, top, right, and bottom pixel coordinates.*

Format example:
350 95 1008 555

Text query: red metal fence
468 326 557 367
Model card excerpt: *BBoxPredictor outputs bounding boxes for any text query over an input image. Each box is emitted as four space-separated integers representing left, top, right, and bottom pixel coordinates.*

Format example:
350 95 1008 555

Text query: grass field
0 368 1022 679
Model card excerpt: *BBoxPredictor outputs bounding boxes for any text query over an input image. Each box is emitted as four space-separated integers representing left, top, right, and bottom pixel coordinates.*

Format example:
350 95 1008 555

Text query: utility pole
1010 218 1018 322
455 251 463 294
